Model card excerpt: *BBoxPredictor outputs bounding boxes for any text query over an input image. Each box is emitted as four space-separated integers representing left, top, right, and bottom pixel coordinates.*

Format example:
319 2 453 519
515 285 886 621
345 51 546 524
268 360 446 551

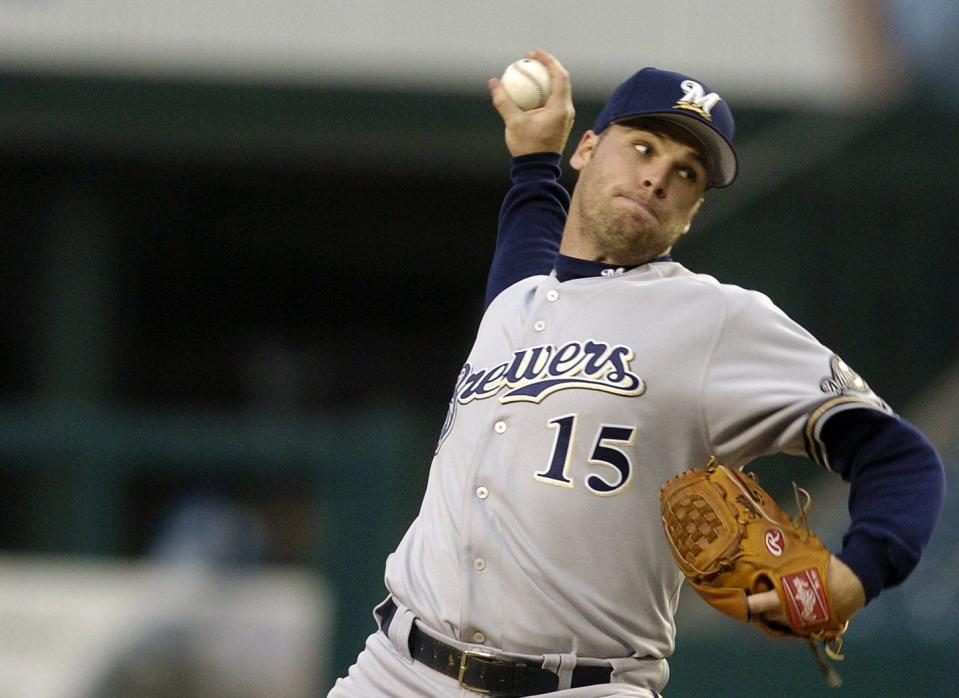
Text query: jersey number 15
535 414 636 496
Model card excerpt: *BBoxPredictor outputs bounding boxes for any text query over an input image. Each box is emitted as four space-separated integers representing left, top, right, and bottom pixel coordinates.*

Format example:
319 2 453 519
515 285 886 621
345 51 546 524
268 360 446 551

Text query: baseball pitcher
328 51 945 697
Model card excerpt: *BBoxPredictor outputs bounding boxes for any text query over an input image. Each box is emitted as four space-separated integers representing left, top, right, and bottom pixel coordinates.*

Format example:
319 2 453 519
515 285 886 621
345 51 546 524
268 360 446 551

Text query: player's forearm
484 153 568 306
821 408 946 602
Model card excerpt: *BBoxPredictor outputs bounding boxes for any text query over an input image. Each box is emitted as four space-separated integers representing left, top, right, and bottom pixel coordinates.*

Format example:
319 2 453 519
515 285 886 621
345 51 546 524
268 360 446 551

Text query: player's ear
570 130 599 171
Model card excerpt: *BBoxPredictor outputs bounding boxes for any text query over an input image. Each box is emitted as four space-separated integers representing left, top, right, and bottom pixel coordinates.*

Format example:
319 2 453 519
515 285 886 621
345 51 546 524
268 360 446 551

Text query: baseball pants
327 599 663 698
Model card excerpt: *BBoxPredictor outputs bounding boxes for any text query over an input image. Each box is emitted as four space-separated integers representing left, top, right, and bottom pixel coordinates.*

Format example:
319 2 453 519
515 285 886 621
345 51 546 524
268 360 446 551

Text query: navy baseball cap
593 67 738 187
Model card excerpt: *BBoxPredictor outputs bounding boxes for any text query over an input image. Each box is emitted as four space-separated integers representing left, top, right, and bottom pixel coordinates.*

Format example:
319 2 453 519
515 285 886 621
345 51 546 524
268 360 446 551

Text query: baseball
500 58 551 110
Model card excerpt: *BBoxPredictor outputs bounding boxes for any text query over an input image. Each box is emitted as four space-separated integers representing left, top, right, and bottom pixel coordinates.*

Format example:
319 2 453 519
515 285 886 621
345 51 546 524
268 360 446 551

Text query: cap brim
615 113 738 188
651 114 738 188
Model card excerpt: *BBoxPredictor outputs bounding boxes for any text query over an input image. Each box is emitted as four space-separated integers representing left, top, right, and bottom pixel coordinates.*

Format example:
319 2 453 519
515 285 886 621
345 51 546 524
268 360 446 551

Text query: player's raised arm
484 50 574 307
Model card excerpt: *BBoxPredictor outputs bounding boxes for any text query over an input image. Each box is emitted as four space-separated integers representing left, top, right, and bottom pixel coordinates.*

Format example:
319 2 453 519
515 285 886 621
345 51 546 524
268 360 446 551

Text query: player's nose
640 162 669 198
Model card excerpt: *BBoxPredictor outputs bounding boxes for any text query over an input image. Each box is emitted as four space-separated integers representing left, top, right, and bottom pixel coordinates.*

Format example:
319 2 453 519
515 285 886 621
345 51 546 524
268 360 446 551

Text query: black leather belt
380 599 612 697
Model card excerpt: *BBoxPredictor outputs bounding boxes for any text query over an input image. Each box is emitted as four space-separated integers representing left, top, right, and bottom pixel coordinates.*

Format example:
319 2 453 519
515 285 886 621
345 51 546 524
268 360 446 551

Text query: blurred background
0 1 956 696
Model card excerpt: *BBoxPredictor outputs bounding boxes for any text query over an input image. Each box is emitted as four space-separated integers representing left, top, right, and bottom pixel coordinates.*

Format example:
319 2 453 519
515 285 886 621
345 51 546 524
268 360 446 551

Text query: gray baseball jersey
383 260 889 690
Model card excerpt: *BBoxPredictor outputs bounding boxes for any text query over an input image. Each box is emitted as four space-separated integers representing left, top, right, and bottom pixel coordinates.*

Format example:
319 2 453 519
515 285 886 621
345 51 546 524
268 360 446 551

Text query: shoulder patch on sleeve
820 356 878 398
804 356 894 468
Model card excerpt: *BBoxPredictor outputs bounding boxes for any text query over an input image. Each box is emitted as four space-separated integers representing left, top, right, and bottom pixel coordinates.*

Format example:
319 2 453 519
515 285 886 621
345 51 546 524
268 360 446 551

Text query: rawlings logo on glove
660 458 849 685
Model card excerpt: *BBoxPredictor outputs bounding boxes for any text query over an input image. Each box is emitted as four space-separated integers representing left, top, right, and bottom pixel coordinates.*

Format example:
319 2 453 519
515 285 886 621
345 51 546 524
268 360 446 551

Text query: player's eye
678 168 698 183
633 143 650 156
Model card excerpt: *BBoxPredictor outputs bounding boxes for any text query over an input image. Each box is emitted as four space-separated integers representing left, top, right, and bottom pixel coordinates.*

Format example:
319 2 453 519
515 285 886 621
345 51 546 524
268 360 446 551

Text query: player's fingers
488 77 521 120
763 609 788 625
528 49 572 102
746 589 780 617
526 50 574 136
528 49 565 76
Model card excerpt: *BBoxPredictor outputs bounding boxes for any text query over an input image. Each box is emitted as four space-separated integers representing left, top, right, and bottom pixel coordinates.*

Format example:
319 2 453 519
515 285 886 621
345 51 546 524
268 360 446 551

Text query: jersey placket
459 280 560 649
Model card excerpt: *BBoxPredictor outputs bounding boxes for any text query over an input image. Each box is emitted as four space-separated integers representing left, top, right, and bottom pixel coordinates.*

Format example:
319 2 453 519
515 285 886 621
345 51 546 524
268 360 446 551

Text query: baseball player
328 51 945 697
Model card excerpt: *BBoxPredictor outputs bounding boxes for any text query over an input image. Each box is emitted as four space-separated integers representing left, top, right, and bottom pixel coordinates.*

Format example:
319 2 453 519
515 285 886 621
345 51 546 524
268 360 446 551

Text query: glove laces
794 481 848 688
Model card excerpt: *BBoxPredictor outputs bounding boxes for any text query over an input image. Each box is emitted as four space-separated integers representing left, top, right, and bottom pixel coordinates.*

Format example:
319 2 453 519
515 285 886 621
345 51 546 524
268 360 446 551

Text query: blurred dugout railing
0 400 422 689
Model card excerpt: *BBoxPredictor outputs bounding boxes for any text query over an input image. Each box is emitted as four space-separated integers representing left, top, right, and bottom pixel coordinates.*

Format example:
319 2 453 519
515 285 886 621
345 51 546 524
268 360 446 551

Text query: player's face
566 123 707 264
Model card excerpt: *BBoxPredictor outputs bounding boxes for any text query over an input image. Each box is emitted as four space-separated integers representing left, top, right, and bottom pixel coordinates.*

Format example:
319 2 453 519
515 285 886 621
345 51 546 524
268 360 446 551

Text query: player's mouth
614 194 659 221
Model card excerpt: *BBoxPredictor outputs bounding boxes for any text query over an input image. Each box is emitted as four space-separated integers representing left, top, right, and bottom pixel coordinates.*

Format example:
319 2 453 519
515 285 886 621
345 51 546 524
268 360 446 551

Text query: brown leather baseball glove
660 457 848 684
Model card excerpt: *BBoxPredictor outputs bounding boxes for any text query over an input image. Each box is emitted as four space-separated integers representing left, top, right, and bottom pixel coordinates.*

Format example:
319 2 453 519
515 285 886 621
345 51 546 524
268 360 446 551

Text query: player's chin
604 207 653 234
617 218 671 248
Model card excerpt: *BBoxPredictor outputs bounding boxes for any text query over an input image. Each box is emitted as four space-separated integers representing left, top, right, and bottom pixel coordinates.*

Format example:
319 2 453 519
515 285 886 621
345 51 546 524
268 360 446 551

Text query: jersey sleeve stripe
803 397 894 470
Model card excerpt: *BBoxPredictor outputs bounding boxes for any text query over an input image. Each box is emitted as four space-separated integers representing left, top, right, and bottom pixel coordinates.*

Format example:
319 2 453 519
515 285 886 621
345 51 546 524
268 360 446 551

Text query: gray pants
328 631 662 698
328 599 663 698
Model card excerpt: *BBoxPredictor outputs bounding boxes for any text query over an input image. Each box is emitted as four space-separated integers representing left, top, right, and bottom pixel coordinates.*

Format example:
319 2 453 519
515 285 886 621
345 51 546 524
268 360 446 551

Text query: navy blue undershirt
553 253 672 282
821 409 944 599
485 152 945 602
484 153 565 308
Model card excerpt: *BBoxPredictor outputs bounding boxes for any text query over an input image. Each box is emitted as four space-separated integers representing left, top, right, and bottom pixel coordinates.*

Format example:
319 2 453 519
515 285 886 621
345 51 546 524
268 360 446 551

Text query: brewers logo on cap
672 80 722 121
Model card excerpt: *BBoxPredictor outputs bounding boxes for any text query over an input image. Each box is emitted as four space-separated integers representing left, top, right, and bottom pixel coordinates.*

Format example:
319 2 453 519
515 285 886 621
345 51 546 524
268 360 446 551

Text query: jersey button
493 421 507 434
533 320 546 332
473 558 486 572
472 631 487 644
546 290 559 302
476 486 489 499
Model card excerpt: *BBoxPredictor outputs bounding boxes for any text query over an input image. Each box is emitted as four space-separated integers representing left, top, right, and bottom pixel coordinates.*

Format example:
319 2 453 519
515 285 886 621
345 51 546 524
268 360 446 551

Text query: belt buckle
457 648 498 694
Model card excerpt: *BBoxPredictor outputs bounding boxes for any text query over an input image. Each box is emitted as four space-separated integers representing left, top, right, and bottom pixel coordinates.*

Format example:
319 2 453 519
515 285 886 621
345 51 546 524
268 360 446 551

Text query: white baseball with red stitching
500 58 551 110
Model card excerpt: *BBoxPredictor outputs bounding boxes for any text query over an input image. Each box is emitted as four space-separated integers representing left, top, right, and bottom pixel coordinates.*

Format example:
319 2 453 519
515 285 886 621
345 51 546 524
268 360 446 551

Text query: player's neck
559 218 618 263
559 229 671 266
558 234 604 262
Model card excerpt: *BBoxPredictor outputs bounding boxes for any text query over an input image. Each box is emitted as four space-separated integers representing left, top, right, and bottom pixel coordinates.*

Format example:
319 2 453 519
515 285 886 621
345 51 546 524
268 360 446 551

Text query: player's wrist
512 151 562 164
837 534 893 603
506 136 568 158
827 555 866 621
510 153 563 183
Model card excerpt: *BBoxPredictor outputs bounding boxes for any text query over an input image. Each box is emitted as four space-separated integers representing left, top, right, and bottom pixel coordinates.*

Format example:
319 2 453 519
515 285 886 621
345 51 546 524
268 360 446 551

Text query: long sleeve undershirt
824 409 945 601
485 153 566 307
